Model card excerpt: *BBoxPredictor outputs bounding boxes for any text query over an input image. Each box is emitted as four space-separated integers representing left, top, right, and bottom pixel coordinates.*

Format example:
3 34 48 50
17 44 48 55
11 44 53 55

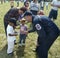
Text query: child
19 18 28 46
7 18 18 55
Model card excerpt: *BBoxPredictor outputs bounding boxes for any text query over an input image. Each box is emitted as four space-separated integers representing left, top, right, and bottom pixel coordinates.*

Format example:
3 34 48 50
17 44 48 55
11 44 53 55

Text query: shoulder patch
35 24 41 30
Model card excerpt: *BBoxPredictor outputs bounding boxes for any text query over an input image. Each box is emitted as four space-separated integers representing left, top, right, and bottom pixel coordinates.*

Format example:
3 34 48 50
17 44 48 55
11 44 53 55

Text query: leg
53 10 58 20
23 35 27 43
48 9 53 19
36 37 48 58
19 34 23 44
46 31 59 50
36 29 48 58
7 41 14 54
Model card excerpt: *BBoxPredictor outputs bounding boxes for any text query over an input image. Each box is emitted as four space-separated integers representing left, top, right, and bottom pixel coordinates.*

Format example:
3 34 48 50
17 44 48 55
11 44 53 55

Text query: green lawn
0 2 60 58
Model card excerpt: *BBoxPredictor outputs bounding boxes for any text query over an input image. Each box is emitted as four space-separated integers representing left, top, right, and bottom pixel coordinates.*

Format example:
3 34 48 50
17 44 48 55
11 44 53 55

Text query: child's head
20 18 26 25
9 18 17 27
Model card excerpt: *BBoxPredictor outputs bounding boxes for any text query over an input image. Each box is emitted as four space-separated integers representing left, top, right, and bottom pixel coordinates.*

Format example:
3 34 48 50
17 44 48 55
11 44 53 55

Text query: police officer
23 11 60 58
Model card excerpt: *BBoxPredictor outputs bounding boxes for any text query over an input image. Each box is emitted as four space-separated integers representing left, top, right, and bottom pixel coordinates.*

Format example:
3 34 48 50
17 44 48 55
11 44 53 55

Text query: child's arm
9 33 18 36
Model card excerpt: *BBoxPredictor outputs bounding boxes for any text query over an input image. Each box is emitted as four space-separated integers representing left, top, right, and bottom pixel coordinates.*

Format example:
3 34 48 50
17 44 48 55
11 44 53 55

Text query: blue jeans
19 34 27 44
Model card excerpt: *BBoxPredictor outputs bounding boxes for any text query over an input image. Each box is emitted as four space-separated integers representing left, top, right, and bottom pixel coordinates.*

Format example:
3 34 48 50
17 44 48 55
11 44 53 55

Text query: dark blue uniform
28 15 59 58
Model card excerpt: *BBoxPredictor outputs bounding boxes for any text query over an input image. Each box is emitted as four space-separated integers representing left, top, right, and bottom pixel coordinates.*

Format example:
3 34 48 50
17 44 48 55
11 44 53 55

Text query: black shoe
8 52 14 56
14 42 17 45
14 40 17 45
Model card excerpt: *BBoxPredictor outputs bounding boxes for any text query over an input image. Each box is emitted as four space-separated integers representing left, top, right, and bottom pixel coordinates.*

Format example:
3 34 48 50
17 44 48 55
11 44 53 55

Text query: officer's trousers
4 20 8 36
36 30 59 58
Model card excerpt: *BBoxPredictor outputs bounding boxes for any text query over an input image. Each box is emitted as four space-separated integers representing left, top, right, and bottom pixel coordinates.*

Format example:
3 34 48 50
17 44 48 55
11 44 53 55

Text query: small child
7 18 18 55
19 18 28 46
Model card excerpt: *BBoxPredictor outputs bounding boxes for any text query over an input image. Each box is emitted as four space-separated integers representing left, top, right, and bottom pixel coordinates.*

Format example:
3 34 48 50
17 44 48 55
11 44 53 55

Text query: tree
0 0 3 4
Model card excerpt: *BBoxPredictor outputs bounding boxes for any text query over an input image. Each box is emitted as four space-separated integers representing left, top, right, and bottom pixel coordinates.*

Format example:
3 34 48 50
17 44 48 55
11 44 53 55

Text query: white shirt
51 0 58 10
7 25 16 42
24 0 26 2
30 1 39 11
41 1 44 7
45 2 48 6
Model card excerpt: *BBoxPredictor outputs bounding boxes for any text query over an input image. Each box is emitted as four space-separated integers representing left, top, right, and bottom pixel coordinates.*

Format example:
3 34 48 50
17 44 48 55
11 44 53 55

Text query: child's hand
24 31 28 35
15 33 18 36
15 31 19 36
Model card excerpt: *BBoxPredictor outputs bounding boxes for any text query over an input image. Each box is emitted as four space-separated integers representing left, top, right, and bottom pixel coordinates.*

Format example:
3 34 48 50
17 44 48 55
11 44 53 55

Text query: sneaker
22 43 25 46
19 44 22 47
7 52 14 56
14 40 17 45
14 42 17 45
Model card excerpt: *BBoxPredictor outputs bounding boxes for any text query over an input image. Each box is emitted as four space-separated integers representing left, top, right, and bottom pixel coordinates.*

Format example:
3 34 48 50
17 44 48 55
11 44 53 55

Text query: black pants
4 21 8 36
36 29 59 58
48 9 58 20
30 10 38 15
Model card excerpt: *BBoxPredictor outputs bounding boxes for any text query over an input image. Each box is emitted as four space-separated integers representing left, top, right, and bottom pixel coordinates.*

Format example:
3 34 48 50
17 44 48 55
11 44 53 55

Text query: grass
0 2 60 58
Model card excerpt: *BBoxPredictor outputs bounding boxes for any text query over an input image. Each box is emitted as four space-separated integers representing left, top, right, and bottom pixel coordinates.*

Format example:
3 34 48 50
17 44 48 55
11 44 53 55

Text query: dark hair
20 7 27 13
24 1 29 7
9 18 17 26
23 11 32 17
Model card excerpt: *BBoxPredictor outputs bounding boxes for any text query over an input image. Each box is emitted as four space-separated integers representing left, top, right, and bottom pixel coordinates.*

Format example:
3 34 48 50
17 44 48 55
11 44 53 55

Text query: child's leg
19 34 23 44
7 41 14 54
23 35 27 43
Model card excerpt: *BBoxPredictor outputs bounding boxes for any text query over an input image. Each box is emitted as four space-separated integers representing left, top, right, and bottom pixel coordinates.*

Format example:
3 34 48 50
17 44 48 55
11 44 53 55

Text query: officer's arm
9 33 17 36
28 27 35 33
28 29 35 33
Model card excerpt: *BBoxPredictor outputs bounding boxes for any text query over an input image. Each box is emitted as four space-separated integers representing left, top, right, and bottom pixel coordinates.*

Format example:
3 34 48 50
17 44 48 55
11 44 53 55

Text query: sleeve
28 25 36 33
28 28 35 33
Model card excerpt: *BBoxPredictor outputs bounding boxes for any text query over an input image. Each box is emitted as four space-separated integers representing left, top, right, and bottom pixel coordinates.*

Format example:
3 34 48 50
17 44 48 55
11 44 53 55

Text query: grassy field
0 2 60 58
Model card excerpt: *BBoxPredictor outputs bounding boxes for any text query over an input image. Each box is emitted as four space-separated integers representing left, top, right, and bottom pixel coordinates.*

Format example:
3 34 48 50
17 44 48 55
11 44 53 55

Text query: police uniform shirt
28 15 59 37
